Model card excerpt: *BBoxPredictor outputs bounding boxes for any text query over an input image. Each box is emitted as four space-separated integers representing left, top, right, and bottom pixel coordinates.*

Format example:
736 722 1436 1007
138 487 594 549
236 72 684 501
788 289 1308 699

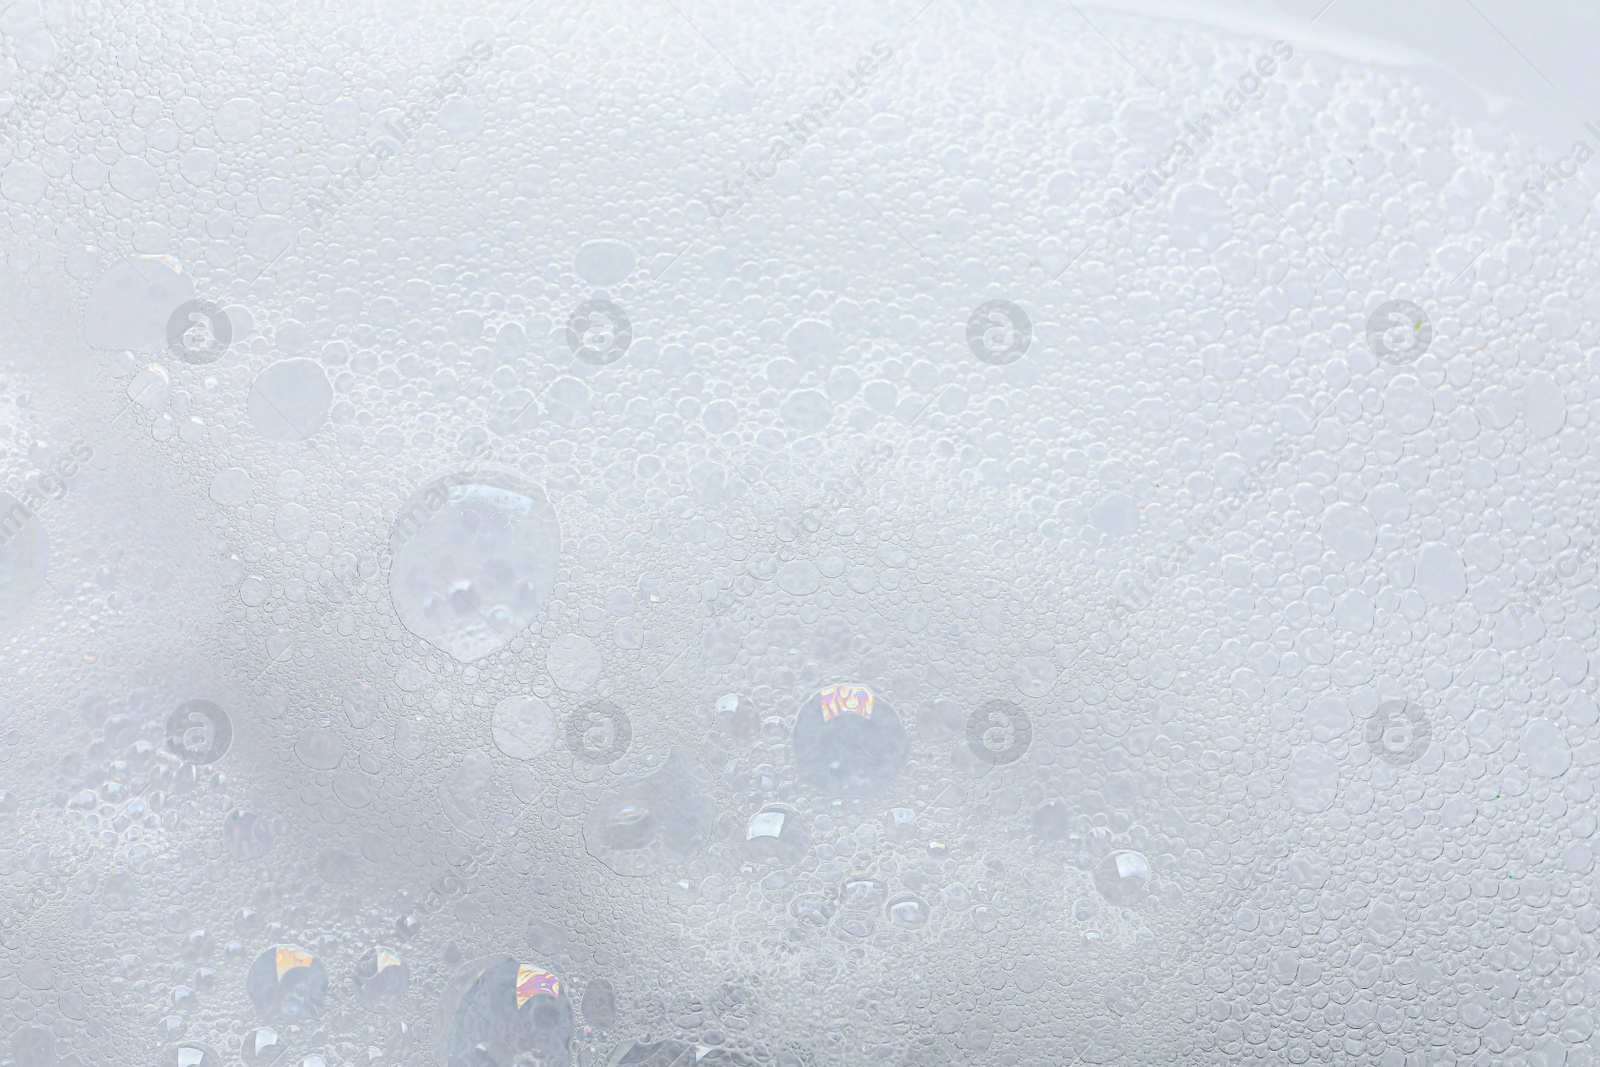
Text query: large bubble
584 749 713 876
435 956 572 1067
389 465 561 662
245 946 327 1023
792 684 908 796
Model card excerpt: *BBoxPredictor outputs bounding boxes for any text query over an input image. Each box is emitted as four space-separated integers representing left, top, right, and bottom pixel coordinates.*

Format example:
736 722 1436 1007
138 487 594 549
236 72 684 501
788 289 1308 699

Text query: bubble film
2 1 1600 1065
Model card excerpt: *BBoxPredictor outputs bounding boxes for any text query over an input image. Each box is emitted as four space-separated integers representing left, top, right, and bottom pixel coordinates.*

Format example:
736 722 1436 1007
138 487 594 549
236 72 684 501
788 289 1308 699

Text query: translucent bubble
839 876 888 911
240 1028 287 1067
574 239 636 285
224 810 274 861
295 728 344 769
389 465 560 663
1286 747 1339 813
492 695 558 759
1321 503 1376 562
885 895 930 927
6 7 1592 1063
11 1028 54 1067
209 468 255 507
343 682 380 728
579 977 616 1029
1415 542 1467 604
83 255 193 351
585 749 713 876
1523 720 1573 778
1092 851 1150 907
546 634 603 691
163 699 232 764
740 807 809 867
248 359 332 441
778 389 832 433
165 1044 223 1067
791 896 835 927
441 750 495 837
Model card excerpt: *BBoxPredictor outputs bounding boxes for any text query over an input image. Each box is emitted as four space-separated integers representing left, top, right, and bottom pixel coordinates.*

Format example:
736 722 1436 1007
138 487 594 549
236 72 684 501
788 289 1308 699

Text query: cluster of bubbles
0 0 1598 1065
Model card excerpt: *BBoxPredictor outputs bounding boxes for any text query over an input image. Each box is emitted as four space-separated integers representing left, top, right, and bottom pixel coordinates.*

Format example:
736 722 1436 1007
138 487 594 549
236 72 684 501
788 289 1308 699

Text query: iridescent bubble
435 956 572 1067
353 947 409 1013
792 684 908 796
246 946 327 1023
